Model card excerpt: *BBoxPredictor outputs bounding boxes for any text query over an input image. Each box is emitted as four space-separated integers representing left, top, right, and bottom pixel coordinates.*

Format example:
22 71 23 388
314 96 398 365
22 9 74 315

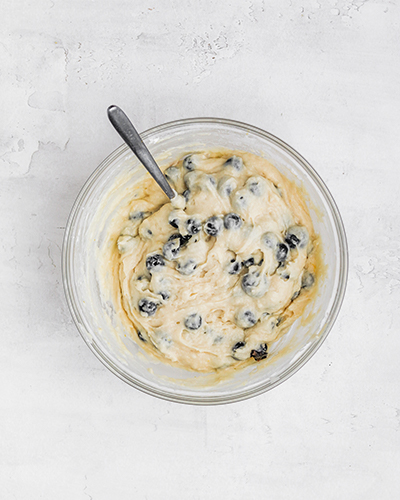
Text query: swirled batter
110 150 319 372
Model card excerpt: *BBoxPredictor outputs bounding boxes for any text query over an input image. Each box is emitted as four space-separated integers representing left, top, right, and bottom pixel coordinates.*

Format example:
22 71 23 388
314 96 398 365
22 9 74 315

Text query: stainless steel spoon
107 105 176 199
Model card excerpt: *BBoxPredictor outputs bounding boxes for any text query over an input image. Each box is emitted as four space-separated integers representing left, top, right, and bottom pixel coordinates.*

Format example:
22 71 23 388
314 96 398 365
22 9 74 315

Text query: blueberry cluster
262 231 291 264
166 210 242 242
231 340 268 362
131 154 315 368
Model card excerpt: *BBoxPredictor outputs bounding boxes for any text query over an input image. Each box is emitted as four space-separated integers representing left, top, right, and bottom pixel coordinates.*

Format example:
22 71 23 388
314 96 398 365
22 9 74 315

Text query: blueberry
184 313 202 330
276 243 289 263
247 177 263 196
281 273 290 281
186 218 201 235
183 189 191 202
301 270 315 289
235 309 257 329
227 260 242 275
285 225 309 249
243 311 257 326
159 290 170 300
224 156 243 171
146 253 165 272
232 341 246 352
285 233 300 248
250 343 268 361
204 216 223 236
174 233 192 247
138 298 158 317
163 237 181 261
241 271 269 298
137 331 147 342
241 271 261 293
168 215 179 229
262 232 279 249
249 184 261 196
218 177 237 197
177 259 197 275
165 166 180 183
243 257 255 267
223 212 242 230
183 155 195 171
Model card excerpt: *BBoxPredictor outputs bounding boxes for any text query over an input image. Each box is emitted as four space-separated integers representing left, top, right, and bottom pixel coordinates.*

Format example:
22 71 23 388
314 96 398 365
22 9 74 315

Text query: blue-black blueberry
227 259 242 275
250 343 268 361
183 155 195 171
204 216 223 236
184 313 202 330
146 253 165 272
285 225 309 249
223 212 242 230
138 298 158 317
276 243 289 263
224 156 243 171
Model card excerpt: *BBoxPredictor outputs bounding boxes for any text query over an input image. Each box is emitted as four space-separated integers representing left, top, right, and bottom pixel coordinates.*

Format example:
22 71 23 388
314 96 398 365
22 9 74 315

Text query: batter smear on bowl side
110 150 320 372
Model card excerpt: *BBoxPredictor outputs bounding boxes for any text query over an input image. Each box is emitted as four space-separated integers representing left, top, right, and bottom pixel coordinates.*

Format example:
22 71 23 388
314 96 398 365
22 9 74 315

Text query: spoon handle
107 105 176 199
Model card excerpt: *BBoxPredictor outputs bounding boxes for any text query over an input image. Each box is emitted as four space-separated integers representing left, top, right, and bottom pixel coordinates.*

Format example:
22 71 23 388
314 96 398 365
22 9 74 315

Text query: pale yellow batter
107 150 319 372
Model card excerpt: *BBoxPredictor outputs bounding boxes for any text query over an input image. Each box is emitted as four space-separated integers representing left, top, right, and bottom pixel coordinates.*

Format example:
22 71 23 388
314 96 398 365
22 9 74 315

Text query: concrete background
1 0 399 498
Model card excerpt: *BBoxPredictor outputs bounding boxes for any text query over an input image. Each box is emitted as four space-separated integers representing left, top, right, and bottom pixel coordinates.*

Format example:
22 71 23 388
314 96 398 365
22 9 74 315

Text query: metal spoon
107 105 176 199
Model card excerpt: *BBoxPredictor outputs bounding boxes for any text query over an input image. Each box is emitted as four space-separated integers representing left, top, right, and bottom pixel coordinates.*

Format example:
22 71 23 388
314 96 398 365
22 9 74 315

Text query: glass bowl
62 118 348 405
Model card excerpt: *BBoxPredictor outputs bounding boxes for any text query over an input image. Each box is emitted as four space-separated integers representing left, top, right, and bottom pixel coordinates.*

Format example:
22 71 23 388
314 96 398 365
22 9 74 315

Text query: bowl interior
63 118 347 404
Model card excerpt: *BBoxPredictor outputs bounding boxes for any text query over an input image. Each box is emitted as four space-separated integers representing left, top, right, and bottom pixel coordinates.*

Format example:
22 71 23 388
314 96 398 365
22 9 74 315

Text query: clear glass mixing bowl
62 118 348 405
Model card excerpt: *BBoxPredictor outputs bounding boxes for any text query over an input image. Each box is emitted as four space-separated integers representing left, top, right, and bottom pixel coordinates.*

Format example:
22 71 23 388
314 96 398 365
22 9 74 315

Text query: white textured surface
1 0 399 498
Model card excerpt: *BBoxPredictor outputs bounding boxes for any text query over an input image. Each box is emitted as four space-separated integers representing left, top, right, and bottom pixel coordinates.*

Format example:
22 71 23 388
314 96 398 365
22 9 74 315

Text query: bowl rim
62 116 348 405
